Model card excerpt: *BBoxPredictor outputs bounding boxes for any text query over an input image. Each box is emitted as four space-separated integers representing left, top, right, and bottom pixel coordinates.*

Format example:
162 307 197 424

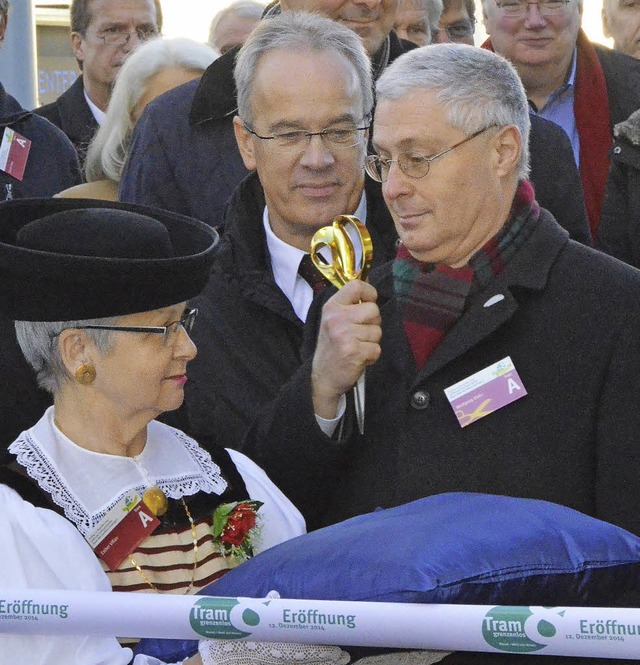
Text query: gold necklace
129 497 199 594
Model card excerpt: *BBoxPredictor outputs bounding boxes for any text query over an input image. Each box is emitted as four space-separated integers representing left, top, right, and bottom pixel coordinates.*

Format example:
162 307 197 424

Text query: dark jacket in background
598 109 640 267
528 114 591 245
241 211 640 540
0 82 81 200
180 171 397 449
35 75 99 169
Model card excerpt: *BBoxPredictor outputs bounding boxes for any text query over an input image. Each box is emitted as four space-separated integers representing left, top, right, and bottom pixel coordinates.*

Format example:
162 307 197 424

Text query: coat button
410 390 430 410
613 146 622 154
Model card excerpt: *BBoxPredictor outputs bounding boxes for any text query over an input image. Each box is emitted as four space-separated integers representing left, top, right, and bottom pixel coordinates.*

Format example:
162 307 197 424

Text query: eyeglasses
93 26 160 47
242 121 370 151
493 0 572 18
431 19 476 43
365 126 496 183
70 308 198 345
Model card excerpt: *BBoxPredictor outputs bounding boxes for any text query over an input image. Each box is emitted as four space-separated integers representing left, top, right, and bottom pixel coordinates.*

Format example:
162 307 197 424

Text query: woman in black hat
0 199 349 664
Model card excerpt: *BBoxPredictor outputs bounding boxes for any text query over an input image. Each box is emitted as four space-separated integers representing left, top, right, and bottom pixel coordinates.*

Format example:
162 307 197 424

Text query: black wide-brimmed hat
0 198 219 321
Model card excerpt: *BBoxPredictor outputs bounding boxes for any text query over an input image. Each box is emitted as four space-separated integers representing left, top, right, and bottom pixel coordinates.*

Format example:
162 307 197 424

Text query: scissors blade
354 372 365 435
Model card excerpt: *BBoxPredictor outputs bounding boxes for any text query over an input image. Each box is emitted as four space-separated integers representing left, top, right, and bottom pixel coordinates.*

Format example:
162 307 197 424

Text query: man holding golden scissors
178 13 397 449
243 45 640 548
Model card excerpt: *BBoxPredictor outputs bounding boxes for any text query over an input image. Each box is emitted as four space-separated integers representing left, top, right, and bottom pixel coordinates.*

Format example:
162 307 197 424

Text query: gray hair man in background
208 0 265 55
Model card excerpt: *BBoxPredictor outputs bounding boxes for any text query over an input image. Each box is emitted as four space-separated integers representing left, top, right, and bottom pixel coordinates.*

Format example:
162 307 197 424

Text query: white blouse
0 408 306 665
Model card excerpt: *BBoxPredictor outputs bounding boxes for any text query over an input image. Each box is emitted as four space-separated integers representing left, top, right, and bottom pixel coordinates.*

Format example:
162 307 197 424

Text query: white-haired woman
56 37 218 200
0 199 350 665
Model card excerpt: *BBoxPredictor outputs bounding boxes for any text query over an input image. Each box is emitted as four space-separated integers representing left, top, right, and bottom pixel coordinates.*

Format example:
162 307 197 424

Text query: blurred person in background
208 0 265 54
56 37 217 201
597 108 640 267
602 0 640 60
35 0 162 168
0 0 80 201
393 0 443 46
436 0 476 43
481 0 640 241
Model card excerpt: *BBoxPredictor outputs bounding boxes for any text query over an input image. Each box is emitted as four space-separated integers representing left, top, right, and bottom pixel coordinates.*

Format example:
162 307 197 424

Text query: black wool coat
598 109 640 268
242 210 640 540
34 76 99 168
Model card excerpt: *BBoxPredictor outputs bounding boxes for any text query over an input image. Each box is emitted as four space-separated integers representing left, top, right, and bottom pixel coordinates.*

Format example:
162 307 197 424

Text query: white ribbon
0 589 638 659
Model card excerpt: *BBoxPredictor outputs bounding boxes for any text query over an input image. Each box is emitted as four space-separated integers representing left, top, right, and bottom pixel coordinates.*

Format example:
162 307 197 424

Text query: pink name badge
86 493 160 571
0 127 31 181
444 356 527 428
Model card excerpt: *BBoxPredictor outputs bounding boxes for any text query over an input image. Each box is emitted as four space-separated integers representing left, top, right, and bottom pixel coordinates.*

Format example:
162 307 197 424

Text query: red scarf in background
482 30 611 239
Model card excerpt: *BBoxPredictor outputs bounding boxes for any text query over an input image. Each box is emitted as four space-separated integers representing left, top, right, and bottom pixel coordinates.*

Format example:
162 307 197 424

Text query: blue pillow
136 493 640 661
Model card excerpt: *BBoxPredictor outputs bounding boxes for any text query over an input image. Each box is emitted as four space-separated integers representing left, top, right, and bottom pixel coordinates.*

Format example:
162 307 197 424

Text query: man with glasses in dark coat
179 12 400 450
35 0 161 167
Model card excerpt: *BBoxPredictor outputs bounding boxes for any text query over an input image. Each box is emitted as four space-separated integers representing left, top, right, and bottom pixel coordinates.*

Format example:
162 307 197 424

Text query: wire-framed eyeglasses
70 308 198 345
365 126 496 183
94 26 160 47
242 121 370 151
493 0 572 18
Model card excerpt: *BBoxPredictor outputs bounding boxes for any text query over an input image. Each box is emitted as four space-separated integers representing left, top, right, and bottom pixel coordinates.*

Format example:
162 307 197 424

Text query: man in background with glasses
175 12 399 450
35 0 161 168
242 45 640 556
436 0 477 44
481 0 640 243
393 0 443 46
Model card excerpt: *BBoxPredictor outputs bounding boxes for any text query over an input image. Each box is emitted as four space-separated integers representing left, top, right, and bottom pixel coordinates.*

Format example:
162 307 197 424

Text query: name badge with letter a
444 356 528 428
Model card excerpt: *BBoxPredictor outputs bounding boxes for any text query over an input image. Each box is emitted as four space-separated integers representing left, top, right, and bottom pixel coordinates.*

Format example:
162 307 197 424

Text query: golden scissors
310 216 373 435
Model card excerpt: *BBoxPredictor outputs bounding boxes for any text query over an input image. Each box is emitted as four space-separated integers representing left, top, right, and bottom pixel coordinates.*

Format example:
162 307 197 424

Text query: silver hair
398 0 444 31
15 317 118 395
376 44 531 179
208 0 265 49
85 37 217 182
234 11 373 125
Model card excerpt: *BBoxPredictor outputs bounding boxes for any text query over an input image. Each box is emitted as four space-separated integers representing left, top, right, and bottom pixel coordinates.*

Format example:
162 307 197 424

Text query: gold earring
75 363 96 385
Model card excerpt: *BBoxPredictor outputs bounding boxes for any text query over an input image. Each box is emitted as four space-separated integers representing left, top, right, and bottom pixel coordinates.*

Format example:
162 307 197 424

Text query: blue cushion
136 493 640 661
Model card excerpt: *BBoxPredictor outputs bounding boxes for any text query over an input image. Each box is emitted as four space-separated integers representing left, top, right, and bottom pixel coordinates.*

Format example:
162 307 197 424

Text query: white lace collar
9 407 228 536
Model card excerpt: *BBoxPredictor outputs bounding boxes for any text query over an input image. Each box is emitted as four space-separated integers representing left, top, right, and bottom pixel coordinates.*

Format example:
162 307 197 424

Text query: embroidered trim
10 430 89 532
9 427 228 537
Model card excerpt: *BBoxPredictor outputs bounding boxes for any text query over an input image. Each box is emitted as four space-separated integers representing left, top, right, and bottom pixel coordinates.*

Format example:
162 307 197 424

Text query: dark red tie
298 254 327 294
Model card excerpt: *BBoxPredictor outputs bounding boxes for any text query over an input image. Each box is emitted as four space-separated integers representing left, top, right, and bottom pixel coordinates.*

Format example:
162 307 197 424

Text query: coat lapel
371 212 570 388
416 281 519 384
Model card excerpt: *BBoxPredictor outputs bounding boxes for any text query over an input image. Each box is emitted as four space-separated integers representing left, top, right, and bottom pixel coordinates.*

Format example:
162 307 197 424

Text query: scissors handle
310 215 373 288
310 216 371 435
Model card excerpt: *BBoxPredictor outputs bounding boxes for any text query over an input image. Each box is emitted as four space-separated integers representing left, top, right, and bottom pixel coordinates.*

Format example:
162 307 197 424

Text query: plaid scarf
393 180 540 370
